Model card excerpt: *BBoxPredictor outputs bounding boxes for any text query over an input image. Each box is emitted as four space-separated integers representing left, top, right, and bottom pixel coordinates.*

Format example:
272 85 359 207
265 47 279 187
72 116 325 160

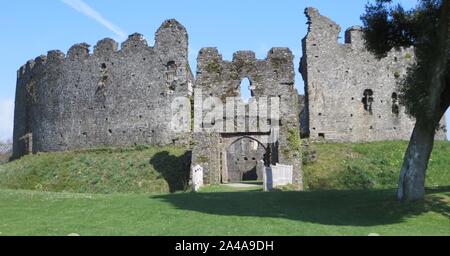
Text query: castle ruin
12 7 447 189
13 20 193 158
300 8 447 142
190 48 302 186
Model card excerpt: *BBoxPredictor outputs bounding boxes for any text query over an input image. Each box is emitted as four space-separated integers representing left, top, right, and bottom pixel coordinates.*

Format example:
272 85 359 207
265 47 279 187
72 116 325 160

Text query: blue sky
0 0 447 141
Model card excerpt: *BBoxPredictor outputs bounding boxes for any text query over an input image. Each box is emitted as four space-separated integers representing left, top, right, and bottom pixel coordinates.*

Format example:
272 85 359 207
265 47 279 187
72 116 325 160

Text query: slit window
392 92 400 115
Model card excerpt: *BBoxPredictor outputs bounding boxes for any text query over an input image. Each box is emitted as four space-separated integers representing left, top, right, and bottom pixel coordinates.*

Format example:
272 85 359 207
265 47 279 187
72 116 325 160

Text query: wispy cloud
62 0 127 40
0 99 14 142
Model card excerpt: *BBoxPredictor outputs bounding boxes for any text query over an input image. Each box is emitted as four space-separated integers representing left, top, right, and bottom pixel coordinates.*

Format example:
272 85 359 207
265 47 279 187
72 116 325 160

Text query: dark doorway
226 137 268 182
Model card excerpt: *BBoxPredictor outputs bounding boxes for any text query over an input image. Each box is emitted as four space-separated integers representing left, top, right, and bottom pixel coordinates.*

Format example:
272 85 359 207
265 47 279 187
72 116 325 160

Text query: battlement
13 19 194 158
197 47 293 64
94 38 118 56
233 51 256 62
18 19 189 76
196 47 295 95
13 9 446 162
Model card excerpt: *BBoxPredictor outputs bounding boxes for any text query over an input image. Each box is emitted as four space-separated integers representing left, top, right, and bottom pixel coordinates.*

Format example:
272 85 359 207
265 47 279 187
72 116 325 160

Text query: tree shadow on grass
153 186 450 226
150 151 192 193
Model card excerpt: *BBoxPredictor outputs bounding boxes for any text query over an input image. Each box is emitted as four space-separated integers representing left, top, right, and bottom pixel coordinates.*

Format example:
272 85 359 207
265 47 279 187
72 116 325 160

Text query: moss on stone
284 129 302 160
196 155 209 163
206 60 223 74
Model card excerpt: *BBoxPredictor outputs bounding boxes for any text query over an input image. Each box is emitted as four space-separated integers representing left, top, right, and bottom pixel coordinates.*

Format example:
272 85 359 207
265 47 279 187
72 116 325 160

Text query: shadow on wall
150 151 192 193
153 187 450 226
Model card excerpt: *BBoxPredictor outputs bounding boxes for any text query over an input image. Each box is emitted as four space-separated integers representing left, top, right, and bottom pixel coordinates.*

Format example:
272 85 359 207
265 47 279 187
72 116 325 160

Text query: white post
263 166 273 191
264 164 293 191
192 165 204 192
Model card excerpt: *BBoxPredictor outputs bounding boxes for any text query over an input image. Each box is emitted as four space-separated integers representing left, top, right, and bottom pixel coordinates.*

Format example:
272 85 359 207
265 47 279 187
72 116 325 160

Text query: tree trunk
397 120 436 201
397 0 450 202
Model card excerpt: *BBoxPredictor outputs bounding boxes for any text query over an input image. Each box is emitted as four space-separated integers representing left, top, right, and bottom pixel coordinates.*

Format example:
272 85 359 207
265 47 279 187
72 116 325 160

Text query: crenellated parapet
196 47 296 99
94 38 118 56
13 19 194 158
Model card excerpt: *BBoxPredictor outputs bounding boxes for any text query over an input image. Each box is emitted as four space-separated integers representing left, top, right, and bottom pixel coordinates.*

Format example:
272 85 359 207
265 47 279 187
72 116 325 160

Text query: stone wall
12 7 445 188
191 48 303 187
13 19 193 158
300 8 447 142
227 137 266 181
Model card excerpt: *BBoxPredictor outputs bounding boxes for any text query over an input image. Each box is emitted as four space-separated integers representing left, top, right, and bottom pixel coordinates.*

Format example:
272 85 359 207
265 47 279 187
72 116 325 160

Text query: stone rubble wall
11 8 448 189
300 7 447 142
13 19 194 158
192 48 303 187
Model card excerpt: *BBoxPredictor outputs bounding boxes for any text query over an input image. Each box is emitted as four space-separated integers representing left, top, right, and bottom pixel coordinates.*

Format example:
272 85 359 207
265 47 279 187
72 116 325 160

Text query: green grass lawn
0 141 449 235
0 186 449 236
0 145 191 194
303 140 450 190
1 141 449 194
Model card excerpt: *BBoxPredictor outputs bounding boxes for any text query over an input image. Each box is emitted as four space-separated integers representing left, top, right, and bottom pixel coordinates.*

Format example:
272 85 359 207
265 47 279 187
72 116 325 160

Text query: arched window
362 89 374 114
240 77 254 103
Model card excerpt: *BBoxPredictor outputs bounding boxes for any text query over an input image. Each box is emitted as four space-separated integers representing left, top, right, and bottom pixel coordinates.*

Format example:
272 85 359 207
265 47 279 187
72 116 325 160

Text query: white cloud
0 99 14 143
62 0 127 40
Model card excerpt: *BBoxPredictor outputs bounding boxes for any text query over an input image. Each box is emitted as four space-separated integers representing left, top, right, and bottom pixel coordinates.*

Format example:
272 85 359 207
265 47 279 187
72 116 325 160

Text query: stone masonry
300 8 447 142
190 48 303 187
12 9 448 188
13 19 193 158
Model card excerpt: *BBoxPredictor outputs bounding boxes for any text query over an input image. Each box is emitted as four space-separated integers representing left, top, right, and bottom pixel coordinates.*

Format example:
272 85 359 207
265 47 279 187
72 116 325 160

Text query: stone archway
220 134 271 183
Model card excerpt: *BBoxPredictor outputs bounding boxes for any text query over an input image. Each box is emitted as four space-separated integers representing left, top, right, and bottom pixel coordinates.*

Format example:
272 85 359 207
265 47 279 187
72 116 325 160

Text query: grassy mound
303 140 450 191
0 146 191 194
0 140 448 194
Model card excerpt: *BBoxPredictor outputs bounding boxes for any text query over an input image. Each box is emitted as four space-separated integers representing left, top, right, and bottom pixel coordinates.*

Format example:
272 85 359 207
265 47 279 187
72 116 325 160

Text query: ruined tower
191 48 303 187
300 8 447 142
13 19 193 158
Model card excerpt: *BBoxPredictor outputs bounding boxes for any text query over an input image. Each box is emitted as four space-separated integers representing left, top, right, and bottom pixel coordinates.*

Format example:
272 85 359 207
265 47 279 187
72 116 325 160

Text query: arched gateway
222 135 270 183
191 48 303 189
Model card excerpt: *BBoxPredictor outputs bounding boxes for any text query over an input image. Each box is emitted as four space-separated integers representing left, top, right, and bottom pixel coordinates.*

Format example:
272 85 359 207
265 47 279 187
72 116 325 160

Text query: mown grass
0 141 449 235
0 186 448 236
0 141 449 194
303 141 450 191
0 145 191 194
